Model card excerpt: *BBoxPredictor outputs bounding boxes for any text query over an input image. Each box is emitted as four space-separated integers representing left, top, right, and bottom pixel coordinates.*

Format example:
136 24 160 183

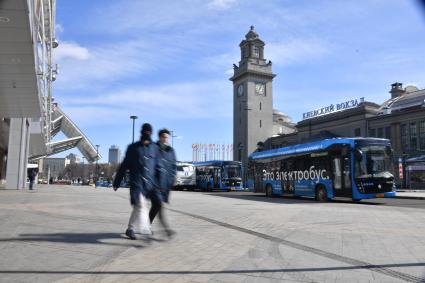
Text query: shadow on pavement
0 262 424 275
0 232 153 248
202 192 382 206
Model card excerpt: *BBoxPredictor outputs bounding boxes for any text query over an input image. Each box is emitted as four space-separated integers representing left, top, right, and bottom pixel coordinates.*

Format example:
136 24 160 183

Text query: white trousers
128 194 151 234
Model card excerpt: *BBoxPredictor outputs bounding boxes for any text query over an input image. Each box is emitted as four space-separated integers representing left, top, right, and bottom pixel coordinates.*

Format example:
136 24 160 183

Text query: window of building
241 47 247 59
419 121 425 150
401 124 409 150
253 46 260 58
377 128 384 138
410 122 417 150
354 128 361 137
369 129 376 137
385 126 391 140
260 102 262 110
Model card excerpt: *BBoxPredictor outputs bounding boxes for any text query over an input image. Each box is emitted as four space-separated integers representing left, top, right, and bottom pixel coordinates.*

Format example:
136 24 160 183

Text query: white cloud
267 38 330 66
198 52 239 75
55 23 64 34
53 39 162 90
224 69 233 75
208 0 238 10
90 1 210 34
60 80 233 126
54 42 91 61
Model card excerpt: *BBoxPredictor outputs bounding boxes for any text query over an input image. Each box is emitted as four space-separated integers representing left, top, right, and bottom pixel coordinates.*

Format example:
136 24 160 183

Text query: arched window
242 47 248 58
253 46 260 58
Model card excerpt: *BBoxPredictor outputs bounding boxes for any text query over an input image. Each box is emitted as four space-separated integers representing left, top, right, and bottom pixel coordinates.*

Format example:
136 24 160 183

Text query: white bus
173 162 196 190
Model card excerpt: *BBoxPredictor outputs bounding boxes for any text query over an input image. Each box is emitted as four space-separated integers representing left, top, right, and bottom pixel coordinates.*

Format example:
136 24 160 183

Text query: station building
264 83 425 189
0 0 100 190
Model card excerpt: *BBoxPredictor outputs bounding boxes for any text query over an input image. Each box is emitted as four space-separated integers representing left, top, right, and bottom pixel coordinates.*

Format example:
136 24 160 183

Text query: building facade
66 153 80 164
108 145 121 164
0 0 57 189
0 1 101 189
39 157 70 181
265 82 425 189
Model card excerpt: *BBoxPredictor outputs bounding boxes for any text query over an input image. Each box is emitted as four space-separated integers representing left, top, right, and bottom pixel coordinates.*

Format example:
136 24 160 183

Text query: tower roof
245 26 259 40
240 26 265 47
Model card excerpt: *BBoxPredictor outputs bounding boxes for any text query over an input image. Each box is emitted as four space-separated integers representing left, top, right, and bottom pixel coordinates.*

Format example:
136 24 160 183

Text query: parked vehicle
173 162 196 190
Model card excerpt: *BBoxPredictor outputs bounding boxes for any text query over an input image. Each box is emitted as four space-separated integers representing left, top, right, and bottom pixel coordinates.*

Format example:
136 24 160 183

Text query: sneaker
125 229 136 240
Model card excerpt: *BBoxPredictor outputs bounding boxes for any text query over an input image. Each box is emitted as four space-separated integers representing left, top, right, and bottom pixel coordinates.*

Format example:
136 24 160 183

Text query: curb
394 196 425 200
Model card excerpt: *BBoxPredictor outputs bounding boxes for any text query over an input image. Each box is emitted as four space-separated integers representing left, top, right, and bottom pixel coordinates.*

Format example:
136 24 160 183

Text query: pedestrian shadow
0 232 154 248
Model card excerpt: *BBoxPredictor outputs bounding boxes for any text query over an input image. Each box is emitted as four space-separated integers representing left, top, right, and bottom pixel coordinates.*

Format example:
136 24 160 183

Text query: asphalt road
190 190 425 210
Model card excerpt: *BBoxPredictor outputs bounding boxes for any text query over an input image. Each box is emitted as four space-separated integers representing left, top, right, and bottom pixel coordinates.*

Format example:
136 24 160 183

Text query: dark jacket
156 142 177 202
113 141 162 205
28 170 37 182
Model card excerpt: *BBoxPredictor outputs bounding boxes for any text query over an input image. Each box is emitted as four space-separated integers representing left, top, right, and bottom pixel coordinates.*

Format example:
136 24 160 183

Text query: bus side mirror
385 146 393 156
355 149 363 162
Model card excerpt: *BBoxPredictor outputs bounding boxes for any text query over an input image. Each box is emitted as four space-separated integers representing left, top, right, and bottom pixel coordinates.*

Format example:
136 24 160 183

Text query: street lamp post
95 145 100 182
170 130 177 147
130 115 138 143
82 156 85 183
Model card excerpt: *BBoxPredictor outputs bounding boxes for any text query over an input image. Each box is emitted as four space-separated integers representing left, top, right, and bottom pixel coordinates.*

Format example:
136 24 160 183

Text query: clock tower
230 26 276 169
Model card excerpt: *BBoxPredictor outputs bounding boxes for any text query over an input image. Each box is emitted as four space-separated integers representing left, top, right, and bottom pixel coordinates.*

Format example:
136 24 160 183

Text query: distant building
272 109 296 136
39 157 70 181
66 153 80 164
108 145 121 164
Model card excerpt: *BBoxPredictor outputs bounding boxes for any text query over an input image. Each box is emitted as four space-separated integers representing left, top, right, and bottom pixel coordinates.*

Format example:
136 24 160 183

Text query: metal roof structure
48 104 101 163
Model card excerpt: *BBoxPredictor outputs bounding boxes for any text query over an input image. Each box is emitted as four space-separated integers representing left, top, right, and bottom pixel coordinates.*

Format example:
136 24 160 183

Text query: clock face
255 83 265 96
237 84 244 96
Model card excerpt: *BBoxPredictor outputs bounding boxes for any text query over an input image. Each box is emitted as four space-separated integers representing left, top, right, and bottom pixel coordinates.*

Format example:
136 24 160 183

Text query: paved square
0 185 424 282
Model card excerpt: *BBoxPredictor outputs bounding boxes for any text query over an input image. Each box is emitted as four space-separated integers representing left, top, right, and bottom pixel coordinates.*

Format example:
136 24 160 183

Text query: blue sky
52 0 425 162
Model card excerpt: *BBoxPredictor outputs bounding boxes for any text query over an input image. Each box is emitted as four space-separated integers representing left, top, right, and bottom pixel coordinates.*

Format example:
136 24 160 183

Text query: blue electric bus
193 160 243 191
248 138 396 201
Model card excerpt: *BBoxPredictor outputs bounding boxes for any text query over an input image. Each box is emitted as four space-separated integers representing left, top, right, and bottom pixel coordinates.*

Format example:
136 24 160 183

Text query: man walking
113 123 161 240
150 128 176 237
28 169 37 190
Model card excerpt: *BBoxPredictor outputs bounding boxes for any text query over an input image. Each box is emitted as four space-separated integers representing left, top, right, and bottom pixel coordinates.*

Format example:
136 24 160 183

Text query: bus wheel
315 186 327 202
265 185 273 197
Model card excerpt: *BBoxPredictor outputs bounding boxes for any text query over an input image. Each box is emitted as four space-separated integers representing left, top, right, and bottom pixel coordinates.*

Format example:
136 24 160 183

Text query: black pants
149 191 169 230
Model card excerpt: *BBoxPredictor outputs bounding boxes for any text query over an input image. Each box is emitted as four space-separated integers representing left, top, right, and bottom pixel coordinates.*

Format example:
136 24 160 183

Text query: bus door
214 167 221 188
254 163 264 193
331 147 352 197
282 159 294 195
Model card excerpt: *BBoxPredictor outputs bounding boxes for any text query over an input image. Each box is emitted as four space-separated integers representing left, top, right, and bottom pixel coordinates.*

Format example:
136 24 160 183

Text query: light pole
170 130 178 147
82 156 85 183
130 115 138 143
95 145 100 181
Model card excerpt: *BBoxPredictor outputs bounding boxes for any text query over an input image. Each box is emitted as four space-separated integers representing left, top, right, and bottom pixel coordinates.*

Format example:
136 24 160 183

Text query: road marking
168 208 424 283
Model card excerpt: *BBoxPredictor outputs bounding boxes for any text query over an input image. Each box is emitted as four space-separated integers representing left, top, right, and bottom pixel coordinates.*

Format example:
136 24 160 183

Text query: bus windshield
223 165 241 179
177 165 193 172
355 145 393 179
